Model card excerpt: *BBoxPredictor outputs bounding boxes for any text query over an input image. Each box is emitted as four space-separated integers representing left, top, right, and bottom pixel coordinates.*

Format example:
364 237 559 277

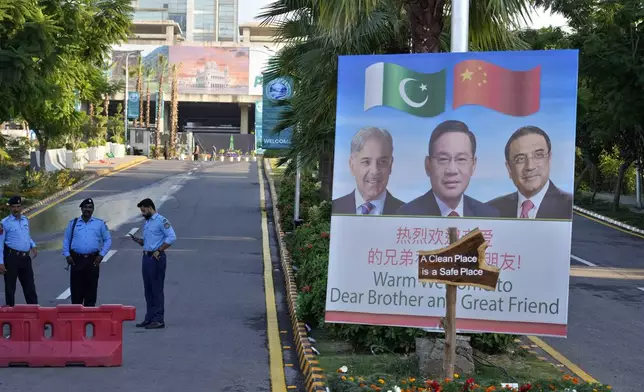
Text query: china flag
452 59 541 116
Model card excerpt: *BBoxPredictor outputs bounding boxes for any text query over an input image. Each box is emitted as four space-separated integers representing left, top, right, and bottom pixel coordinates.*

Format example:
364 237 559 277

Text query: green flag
364 62 446 117
229 134 234 150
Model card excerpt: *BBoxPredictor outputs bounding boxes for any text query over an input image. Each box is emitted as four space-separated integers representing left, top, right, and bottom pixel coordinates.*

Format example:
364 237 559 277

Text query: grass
315 335 564 384
575 193 644 230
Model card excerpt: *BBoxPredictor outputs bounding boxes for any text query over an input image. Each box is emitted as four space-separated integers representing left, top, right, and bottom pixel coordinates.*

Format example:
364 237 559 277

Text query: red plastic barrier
0 304 135 367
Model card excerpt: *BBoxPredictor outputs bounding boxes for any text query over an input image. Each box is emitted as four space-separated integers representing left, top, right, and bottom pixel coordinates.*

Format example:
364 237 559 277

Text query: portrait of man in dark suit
332 126 404 215
486 126 573 219
397 120 499 218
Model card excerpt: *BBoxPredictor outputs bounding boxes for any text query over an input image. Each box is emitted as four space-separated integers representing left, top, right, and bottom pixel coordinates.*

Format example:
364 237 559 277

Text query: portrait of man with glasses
487 126 573 219
397 120 499 218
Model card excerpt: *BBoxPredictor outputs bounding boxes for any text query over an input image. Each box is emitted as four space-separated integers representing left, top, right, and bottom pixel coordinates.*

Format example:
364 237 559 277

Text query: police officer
130 198 176 329
62 198 112 306
0 196 39 306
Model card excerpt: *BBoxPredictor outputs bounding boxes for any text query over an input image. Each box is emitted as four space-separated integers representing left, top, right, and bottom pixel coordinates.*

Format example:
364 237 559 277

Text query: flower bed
329 373 612 392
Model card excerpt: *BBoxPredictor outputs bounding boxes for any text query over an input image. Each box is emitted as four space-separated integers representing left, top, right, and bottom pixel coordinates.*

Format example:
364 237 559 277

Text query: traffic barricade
0 304 135 367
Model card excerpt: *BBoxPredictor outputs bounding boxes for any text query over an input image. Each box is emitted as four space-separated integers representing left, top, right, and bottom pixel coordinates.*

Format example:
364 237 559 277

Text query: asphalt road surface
0 160 291 392
550 213 644 392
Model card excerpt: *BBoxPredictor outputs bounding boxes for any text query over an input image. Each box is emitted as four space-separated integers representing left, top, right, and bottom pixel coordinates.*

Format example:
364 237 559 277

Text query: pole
443 0 469 379
294 153 301 225
124 53 131 142
636 159 642 209
443 228 458 379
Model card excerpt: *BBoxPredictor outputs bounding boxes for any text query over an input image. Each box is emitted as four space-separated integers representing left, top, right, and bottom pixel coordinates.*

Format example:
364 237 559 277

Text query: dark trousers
3 247 38 306
142 252 166 323
70 252 100 306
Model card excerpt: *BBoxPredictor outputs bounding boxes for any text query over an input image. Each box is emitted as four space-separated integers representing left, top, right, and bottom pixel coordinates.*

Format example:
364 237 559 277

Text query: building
129 0 239 44
109 9 279 156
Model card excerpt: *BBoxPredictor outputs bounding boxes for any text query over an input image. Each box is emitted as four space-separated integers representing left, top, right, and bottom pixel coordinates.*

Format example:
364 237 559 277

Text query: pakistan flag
364 62 446 117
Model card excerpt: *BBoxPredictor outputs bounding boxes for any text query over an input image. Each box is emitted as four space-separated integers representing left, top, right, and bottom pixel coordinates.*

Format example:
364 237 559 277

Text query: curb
263 158 328 392
573 204 644 235
21 157 148 217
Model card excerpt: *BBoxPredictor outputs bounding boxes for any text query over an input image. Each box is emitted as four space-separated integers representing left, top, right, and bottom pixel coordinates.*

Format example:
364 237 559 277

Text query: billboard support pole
294 153 302 226
443 0 470 380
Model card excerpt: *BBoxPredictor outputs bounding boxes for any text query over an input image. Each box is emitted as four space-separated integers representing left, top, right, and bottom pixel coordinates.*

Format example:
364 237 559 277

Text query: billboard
111 45 168 95
168 46 249 95
326 50 579 337
249 48 272 96
261 76 293 149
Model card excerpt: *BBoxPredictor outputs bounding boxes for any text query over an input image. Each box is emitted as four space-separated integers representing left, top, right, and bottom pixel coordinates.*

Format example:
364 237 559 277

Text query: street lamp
123 50 141 144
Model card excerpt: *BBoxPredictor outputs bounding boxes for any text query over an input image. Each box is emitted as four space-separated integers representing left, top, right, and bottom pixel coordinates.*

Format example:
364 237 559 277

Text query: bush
328 373 612 392
277 172 320 232
469 333 516 355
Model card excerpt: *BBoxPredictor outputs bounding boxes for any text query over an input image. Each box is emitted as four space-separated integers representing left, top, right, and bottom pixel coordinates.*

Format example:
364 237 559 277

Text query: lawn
575 193 644 230
315 334 564 385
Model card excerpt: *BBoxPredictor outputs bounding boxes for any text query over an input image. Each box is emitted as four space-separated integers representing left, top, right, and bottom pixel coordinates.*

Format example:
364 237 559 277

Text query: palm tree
144 65 155 129
258 0 532 199
136 56 144 127
169 63 181 158
155 55 168 159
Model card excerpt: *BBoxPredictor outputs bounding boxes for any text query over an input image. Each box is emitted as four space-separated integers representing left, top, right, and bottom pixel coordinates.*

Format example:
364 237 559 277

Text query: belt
144 250 165 257
3 245 30 257
71 251 99 258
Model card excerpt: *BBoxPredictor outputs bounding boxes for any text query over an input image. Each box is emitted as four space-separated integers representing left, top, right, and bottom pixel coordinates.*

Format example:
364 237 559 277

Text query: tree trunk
574 164 591 195
89 103 94 126
404 0 446 53
591 165 598 204
170 65 178 159
145 83 151 129
318 150 334 201
103 95 109 117
33 130 47 172
612 160 633 211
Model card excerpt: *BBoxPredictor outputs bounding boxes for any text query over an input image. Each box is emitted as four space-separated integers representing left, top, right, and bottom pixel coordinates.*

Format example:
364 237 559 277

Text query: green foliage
276 171 321 232
469 333 516 355
0 169 85 215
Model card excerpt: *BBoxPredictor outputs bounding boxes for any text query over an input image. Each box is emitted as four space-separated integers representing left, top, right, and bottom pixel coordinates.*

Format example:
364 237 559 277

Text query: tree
169 63 181 159
3 0 133 170
155 55 168 159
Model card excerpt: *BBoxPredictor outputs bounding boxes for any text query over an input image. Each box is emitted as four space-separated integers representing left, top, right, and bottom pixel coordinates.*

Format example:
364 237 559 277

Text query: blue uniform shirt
143 213 176 251
62 216 112 257
0 214 36 264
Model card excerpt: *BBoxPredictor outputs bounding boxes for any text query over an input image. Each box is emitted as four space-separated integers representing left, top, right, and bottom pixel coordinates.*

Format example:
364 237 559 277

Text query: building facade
130 0 238 43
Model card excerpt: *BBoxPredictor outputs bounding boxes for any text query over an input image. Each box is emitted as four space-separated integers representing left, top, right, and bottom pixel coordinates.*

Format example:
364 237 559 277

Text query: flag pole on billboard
444 0 470 379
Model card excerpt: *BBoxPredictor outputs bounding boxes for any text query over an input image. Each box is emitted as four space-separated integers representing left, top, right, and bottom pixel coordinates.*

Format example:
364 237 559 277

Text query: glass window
193 33 215 41
195 0 214 10
169 13 186 31
134 10 169 19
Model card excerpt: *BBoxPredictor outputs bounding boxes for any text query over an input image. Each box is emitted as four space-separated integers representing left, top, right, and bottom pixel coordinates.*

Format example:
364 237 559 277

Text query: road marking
127 227 139 237
570 254 597 267
56 288 71 300
26 159 148 220
102 250 117 263
638 287 644 293
258 160 287 391
574 210 644 240
160 195 169 202
527 336 598 383
187 171 193 176
171 185 180 191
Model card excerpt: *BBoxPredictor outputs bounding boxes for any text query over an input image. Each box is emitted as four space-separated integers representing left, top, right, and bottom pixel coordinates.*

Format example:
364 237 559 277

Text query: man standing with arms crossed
130 198 176 329
62 198 112 306
0 196 39 306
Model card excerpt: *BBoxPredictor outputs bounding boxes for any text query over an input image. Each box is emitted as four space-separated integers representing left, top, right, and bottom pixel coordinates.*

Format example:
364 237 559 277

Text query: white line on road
160 195 169 202
102 250 117 263
638 287 644 293
187 171 193 176
56 288 70 300
171 184 180 191
127 227 139 237
571 254 597 267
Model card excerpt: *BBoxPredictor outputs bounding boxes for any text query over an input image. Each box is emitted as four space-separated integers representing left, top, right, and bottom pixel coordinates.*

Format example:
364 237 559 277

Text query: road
551 213 644 392
0 160 303 391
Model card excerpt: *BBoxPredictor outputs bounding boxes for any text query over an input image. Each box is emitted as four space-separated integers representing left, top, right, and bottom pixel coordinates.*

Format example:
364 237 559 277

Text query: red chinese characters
368 248 521 270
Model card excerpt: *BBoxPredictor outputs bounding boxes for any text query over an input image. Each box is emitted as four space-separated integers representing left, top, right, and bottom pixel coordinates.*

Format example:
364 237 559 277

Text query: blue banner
254 99 265 154
127 91 140 119
261 76 293 149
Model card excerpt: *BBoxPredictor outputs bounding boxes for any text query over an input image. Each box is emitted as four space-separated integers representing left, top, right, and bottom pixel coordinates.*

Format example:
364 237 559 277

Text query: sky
238 1 569 29
332 50 579 203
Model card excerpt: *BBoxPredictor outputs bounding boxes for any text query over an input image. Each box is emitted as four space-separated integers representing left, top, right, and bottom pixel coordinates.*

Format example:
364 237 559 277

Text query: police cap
79 198 94 208
7 196 22 206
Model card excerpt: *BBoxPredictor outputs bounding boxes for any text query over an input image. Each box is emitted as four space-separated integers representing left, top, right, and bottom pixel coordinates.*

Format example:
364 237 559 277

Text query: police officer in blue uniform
0 196 39 306
130 198 176 329
62 198 112 306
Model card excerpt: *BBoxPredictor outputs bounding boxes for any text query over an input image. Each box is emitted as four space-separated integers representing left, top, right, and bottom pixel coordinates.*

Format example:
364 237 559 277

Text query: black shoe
136 320 151 328
145 321 165 329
